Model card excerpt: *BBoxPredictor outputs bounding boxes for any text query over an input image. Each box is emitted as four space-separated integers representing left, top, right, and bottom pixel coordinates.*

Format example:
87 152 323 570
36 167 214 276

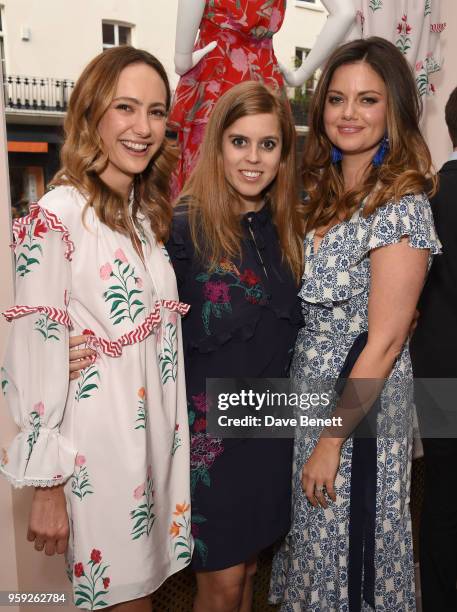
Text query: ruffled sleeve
1 203 77 488
299 193 441 307
365 193 441 255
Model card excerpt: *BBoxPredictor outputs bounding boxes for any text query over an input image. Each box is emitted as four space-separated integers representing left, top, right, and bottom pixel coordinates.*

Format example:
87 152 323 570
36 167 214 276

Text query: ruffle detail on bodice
186 300 302 354
299 193 442 308
83 299 190 358
3 305 71 327
12 202 75 260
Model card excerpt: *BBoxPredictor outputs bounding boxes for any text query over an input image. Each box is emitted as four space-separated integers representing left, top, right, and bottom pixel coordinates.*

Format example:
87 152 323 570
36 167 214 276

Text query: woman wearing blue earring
270 37 440 611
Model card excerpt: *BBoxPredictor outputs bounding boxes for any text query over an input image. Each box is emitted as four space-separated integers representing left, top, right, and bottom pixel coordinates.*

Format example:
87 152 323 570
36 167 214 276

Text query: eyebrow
112 96 166 108
327 89 383 96
227 133 280 139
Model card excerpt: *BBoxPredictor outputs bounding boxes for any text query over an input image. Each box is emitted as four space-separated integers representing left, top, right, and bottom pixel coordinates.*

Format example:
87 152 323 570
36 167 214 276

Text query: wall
1 0 180 87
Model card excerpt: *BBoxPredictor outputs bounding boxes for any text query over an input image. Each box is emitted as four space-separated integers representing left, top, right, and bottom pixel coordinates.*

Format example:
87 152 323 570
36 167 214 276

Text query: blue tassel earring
331 146 343 164
373 134 389 168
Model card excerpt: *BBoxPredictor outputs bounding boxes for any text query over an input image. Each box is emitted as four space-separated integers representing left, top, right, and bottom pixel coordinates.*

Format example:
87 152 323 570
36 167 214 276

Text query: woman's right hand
69 335 96 380
27 485 69 555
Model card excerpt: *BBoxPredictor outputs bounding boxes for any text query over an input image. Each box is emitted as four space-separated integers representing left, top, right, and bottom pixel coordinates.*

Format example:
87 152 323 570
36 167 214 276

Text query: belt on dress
335 331 379 611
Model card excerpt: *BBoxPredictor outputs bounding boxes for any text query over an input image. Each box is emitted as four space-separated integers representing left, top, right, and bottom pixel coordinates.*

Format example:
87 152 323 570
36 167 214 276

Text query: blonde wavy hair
303 37 437 232
51 46 176 242
180 82 305 282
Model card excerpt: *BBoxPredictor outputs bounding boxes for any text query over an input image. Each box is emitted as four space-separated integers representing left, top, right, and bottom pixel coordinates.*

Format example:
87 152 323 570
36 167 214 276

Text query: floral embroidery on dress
158 312 178 383
396 14 413 54
130 466 155 540
15 215 48 277
169 502 192 564
135 387 147 429
27 401 44 460
172 424 182 455
197 259 267 335
73 549 110 609
72 454 94 500
100 249 145 325
34 314 62 341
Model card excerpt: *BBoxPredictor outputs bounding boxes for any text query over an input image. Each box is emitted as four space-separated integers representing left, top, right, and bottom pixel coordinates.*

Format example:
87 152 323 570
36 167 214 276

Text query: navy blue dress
166 204 302 571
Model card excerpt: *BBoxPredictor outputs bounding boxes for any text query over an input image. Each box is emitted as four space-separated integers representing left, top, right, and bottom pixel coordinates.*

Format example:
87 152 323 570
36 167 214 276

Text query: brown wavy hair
51 46 176 242
180 81 304 282
303 37 437 232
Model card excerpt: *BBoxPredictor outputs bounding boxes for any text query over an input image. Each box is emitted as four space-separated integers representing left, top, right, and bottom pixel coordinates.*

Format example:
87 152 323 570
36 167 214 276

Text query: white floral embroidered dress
346 0 445 101
0 186 192 609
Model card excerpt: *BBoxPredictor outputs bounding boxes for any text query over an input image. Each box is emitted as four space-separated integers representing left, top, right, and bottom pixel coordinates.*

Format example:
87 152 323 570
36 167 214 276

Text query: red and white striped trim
13 203 75 261
430 22 446 34
3 305 72 328
162 299 190 316
84 299 190 358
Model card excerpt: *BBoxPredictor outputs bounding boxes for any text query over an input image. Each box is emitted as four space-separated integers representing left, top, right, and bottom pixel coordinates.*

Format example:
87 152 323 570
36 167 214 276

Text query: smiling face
221 113 282 213
323 61 388 168
97 62 168 196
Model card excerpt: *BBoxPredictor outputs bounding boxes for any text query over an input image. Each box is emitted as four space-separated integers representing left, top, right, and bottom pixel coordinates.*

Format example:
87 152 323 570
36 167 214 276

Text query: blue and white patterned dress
269 194 440 611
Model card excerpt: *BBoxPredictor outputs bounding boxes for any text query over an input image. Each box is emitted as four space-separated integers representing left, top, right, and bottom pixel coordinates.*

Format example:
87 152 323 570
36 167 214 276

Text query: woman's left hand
301 438 342 508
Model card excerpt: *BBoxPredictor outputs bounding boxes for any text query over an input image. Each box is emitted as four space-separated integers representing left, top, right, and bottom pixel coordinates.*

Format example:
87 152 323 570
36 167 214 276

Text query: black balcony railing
3 74 75 112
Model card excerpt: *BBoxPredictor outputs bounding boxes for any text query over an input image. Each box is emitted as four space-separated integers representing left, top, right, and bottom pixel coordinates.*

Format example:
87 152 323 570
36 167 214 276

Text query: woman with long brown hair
165 80 304 611
0 47 191 610
270 37 440 610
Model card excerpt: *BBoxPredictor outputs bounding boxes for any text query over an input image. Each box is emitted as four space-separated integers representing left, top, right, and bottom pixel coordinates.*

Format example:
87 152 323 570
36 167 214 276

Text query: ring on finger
35 540 45 550
314 485 326 496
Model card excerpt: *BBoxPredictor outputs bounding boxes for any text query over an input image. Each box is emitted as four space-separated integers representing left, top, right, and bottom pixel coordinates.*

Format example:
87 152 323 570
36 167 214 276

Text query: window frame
102 20 133 50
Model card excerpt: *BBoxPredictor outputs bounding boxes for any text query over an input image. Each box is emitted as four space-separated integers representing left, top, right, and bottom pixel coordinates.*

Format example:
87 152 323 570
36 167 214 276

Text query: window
102 21 132 50
289 48 318 130
295 48 318 96
0 7 6 77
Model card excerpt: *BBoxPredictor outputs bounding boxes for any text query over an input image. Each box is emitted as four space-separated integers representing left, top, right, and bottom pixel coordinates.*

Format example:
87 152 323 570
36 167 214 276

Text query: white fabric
1 186 192 608
346 0 444 100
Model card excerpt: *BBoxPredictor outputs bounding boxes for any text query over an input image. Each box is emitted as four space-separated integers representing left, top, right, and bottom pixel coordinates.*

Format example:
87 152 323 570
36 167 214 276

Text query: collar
449 150 457 162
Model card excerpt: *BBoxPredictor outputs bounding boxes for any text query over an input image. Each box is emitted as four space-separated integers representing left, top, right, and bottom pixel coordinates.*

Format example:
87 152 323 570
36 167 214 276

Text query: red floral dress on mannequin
168 0 286 194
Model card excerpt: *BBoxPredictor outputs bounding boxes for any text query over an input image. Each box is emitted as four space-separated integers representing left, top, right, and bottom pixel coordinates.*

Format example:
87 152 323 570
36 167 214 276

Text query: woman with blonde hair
270 37 440 611
1 46 191 610
165 80 304 611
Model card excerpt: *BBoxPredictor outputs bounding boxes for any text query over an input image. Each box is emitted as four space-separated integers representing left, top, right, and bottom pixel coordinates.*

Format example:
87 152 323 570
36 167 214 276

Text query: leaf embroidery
158 322 178 384
101 250 145 325
73 549 110 609
72 455 94 500
425 0 431 16
27 402 44 460
172 424 182 456
369 0 383 11
75 364 100 402
34 314 61 341
130 468 155 540
1 368 7 395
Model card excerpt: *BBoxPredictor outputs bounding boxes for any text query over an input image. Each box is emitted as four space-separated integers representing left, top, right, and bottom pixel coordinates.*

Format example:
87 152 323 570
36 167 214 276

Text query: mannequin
169 0 357 192
345 0 444 99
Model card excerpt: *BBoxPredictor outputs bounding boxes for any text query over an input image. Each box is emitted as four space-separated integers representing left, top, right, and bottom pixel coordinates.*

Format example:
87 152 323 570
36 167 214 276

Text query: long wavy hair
303 37 437 232
180 82 304 282
51 46 176 242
